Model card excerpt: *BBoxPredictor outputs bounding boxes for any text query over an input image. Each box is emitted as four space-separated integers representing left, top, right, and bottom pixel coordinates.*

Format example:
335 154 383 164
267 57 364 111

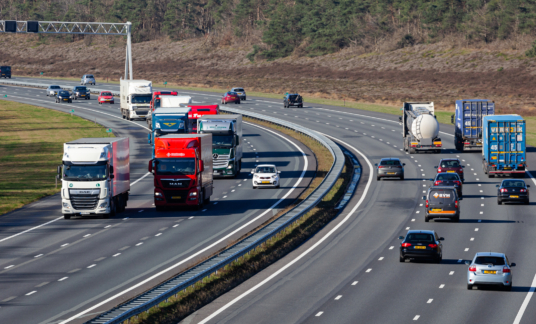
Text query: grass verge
0 100 114 216
123 119 352 324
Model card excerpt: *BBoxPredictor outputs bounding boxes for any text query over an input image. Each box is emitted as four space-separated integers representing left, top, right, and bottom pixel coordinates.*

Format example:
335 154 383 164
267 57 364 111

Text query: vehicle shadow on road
473 285 530 292
461 195 496 199
458 219 516 223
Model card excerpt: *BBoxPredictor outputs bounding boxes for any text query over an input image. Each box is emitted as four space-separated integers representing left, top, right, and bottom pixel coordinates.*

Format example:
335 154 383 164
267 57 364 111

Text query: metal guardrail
0 79 345 324
0 79 119 95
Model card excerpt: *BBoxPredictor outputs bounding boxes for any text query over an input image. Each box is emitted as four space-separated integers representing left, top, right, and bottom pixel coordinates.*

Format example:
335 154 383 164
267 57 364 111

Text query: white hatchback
251 164 280 189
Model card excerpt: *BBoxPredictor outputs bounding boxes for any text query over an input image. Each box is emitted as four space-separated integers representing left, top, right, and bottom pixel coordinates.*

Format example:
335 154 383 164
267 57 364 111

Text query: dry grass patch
0 101 113 215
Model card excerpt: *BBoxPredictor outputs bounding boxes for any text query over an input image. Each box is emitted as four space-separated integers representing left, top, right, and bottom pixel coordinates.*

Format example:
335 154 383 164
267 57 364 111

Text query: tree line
2 0 536 58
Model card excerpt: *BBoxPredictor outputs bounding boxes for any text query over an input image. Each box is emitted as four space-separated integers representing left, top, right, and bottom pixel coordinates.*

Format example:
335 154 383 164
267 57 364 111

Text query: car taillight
437 168 442 172
426 200 429 208
428 244 438 248
501 188 508 193
454 180 461 186
434 181 441 186
503 267 511 273
459 168 463 173
378 166 385 168
469 266 477 272
401 243 411 248
455 200 458 208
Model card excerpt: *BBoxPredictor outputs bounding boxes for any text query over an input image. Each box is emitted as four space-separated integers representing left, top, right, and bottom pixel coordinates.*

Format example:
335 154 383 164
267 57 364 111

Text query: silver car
231 87 246 101
81 74 96 85
46 85 62 96
466 252 515 291
375 158 405 180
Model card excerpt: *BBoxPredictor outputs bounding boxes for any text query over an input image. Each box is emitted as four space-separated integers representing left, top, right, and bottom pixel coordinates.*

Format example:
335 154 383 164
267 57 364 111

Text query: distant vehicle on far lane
81 74 96 85
399 230 444 263
0 66 11 78
497 179 530 205
47 85 62 96
466 252 515 291
72 86 90 100
98 91 115 104
375 157 405 180
55 90 72 103
284 93 303 108
221 92 240 104
231 87 246 100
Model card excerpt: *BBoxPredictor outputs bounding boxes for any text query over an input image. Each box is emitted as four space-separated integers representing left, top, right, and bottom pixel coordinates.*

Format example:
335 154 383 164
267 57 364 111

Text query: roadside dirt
2 34 536 114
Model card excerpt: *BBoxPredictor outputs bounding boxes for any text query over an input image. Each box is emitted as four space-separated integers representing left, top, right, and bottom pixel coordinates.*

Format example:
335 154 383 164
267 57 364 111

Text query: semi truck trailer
400 102 442 153
197 114 242 177
482 115 526 178
58 138 130 219
149 134 213 210
120 79 152 121
452 99 495 152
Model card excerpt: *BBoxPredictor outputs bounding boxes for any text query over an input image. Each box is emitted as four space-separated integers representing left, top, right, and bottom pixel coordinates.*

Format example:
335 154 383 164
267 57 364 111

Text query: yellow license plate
483 270 497 274
431 209 442 212
172 196 181 199
261 181 270 184
476 143 482 145
81 95 85 96
63 99 68 101
447 171 455 173
510 195 519 198
504 167 511 170
414 246 426 249
387 172 396 175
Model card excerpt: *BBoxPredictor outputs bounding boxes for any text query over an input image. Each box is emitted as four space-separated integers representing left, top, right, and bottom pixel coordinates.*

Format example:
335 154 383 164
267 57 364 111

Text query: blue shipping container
482 114 526 178
454 99 494 151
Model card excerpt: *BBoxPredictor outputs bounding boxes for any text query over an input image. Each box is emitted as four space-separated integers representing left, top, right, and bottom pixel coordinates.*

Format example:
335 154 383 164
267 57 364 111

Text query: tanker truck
400 102 442 154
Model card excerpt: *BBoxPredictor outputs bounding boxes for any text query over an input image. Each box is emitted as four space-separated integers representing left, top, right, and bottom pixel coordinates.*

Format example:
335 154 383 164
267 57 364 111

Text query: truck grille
161 179 191 189
70 194 99 210
164 190 188 203
214 161 228 168
136 110 148 115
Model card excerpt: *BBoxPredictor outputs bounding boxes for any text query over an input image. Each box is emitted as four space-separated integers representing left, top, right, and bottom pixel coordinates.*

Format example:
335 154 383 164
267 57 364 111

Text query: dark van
423 187 460 222
0 66 11 78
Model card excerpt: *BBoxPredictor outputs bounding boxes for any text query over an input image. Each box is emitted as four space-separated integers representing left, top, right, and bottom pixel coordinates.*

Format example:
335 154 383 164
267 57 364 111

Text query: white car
251 164 280 188
231 87 246 101
466 252 515 291
46 85 62 96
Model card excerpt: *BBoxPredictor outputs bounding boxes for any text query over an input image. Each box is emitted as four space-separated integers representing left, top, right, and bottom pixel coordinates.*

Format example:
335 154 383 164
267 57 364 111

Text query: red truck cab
150 91 178 112
149 134 213 210
187 105 219 133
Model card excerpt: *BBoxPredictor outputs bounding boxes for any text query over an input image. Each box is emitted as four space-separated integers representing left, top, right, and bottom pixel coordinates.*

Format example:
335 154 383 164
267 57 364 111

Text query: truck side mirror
527 185 531 188
199 160 204 172
451 114 455 124
148 160 153 173
496 185 499 187
109 166 114 174
398 116 402 122
403 163 406 166
57 165 61 174
110 174 115 179
398 236 404 240
235 135 240 145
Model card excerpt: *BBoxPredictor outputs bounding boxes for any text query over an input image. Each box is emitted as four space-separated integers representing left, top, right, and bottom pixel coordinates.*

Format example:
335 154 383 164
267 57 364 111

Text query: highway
0 83 315 324
2 77 536 324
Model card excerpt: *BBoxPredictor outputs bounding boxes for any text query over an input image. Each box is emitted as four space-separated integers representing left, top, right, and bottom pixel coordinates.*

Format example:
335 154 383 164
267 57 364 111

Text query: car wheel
63 214 71 220
399 254 405 262
435 256 442 263
525 199 529 205
376 176 380 181
253 186 257 189
69 100 72 103
505 283 512 291
425 216 430 222
454 217 460 222
467 284 473 290
400 175 404 180
498 198 502 205
75 97 77 100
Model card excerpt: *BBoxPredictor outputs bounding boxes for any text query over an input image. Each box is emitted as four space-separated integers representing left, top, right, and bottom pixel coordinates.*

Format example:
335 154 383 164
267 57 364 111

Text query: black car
399 230 444 263
432 172 463 198
55 90 72 103
284 93 303 108
497 179 530 205
0 66 11 78
72 86 90 100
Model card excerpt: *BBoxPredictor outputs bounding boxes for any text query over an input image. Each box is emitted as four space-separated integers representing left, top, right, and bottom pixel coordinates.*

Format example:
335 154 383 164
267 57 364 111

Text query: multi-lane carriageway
1 78 536 324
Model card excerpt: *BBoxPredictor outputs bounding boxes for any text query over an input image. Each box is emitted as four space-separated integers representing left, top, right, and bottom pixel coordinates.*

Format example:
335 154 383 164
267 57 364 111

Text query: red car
221 92 240 104
98 91 114 104
435 158 465 182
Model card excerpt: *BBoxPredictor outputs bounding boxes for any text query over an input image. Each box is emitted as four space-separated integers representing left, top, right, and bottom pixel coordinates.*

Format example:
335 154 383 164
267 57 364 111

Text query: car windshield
132 95 152 104
502 180 525 188
101 92 112 96
155 158 195 175
233 88 244 92
63 164 107 181
213 135 233 147
1 67 10 71
437 174 460 181
227 92 237 96
429 189 455 202
475 256 505 266
380 160 401 166
86 75 94 78
58 91 69 96
51 86 61 89
256 166 276 174
75 87 87 91
405 233 434 243
440 160 460 168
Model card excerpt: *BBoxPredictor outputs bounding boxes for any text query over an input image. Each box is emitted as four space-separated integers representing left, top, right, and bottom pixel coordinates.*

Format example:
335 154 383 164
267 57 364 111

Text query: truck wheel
63 214 71 220
204 196 211 204
409 147 416 154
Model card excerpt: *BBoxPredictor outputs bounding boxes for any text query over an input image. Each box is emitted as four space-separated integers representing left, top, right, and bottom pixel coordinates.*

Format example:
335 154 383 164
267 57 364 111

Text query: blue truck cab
482 115 526 178
148 107 191 158
453 99 495 152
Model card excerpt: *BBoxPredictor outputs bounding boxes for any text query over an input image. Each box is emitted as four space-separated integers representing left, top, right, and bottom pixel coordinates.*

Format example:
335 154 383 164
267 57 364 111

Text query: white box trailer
120 79 152 121
59 138 130 219
160 96 192 107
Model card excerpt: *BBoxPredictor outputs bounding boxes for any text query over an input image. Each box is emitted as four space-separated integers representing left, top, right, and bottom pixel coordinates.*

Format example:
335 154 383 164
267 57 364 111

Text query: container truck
120 79 152 121
400 102 442 153
452 99 495 152
187 104 219 133
147 91 178 127
197 115 243 177
482 115 526 178
58 138 130 219
148 134 213 210
147 95 192 130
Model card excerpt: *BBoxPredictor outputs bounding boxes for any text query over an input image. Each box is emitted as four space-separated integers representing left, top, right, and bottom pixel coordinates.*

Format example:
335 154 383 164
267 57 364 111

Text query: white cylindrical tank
411 114 439 140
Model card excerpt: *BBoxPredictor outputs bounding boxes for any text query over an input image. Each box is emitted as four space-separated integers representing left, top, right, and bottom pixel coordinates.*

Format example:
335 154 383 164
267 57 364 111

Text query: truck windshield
156 158 195 175
63 164 107 181
132 95 152 104
213 135 233 147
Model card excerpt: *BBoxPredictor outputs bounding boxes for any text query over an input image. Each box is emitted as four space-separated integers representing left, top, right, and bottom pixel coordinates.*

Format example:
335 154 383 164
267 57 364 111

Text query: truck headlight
155 192 162 197
178 122 184 129
155 122 161 128
63 202 70 208
189 192 197 196
98 202 108 208
227 164 233 169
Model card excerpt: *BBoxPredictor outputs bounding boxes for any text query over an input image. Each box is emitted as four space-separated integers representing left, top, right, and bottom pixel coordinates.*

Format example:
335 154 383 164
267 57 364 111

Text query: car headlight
189 192 197 196
155 122 161 128
254 175 259 178
272 175 277 179
98 202 108 208
155 192 162 197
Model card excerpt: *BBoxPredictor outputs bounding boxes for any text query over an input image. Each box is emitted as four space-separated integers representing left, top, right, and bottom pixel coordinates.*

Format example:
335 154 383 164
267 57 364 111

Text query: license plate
431 208 442 212
81 212 90 215
172 196 181 199
476 143 482 145
504 167 511 170
63 99 68 101
81 95 85 97
387 172 396 175
414 246 426 249
510 195 519 198
447 171 455 173
483 270 497 274
261 181 270 184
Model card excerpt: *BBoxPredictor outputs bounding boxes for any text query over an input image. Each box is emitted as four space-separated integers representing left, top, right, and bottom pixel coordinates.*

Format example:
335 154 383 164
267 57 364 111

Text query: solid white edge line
57 121 309 324
197 134 373 324
513 273 536 324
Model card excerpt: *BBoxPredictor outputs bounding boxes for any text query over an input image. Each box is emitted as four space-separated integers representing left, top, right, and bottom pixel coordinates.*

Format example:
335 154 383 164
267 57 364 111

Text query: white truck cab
120 79 152 121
